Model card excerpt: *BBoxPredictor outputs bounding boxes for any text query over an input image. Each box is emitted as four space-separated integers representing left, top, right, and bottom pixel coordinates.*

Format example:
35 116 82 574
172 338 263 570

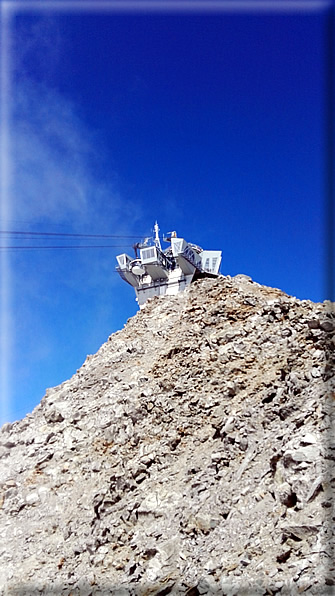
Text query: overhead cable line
0 230 146 239
0 245 132 251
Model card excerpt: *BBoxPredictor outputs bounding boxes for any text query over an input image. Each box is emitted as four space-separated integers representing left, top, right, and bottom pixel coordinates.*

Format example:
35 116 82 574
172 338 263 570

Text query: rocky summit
0 275 334 596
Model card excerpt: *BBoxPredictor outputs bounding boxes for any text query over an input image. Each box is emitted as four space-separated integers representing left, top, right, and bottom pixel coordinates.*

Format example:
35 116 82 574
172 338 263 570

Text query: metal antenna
154 221 161 250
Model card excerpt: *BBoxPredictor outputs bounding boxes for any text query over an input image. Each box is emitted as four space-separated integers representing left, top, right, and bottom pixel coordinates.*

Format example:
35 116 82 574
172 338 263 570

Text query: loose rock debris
0 275 334 595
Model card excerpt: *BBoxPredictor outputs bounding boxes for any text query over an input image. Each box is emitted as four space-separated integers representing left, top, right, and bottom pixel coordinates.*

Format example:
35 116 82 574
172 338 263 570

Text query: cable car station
116 223 222 307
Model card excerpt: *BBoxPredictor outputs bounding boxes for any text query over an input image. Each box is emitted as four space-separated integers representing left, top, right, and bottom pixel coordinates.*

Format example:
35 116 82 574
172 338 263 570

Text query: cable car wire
0 230 146 239
0 245 132 251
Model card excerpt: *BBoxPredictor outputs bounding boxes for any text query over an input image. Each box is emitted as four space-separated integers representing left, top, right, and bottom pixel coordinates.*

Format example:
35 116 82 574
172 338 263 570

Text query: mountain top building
116 222 222 306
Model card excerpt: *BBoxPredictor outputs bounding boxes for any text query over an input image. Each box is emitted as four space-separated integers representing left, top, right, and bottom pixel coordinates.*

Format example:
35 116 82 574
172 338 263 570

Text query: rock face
0 275 334 595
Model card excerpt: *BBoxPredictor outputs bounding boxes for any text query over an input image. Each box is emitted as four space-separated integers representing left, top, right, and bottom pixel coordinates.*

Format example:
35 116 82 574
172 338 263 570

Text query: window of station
141 247 156 261
173 241 183 253
212 258 218 271
117 255 125 267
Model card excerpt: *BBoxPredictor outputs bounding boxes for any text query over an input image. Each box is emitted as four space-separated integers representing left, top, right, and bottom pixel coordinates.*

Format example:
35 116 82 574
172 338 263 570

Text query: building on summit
116 222 222 307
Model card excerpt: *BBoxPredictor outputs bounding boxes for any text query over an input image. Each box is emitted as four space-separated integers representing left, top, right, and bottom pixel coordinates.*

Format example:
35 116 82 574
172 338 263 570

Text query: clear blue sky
1 1 333 424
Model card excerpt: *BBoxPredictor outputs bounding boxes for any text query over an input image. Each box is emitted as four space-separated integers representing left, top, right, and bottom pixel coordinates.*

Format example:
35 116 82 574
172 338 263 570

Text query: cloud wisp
1 12 143 423
13 80 108 226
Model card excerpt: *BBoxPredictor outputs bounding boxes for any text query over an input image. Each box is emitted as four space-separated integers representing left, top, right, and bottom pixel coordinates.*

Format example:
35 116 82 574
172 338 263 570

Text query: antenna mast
154 221 162 251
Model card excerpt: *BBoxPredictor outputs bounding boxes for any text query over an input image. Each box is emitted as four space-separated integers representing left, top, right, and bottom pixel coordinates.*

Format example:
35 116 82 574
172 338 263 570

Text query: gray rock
44 408 64 423
319 319 334 332
0 275 333 593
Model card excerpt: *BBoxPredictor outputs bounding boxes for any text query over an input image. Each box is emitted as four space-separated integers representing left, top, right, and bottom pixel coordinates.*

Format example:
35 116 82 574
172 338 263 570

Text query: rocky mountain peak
0 275 334 595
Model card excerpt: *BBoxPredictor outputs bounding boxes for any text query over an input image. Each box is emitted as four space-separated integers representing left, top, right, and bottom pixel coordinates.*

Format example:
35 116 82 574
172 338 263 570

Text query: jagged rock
0 275 334 595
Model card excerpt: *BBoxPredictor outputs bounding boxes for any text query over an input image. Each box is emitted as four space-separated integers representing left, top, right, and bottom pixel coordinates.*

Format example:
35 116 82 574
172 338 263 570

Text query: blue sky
1 1 333 424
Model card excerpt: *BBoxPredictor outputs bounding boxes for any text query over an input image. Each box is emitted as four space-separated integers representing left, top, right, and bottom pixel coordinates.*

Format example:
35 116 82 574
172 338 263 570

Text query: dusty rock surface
0 275 334 595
